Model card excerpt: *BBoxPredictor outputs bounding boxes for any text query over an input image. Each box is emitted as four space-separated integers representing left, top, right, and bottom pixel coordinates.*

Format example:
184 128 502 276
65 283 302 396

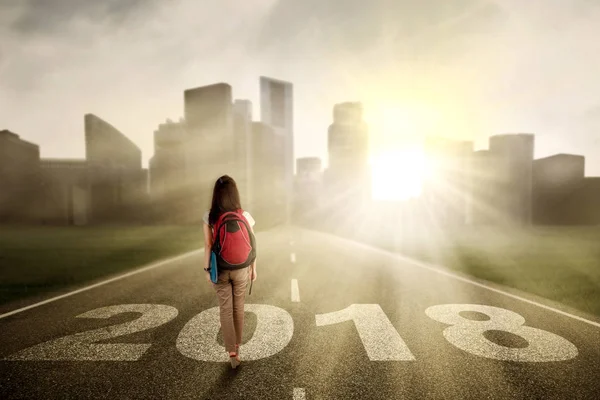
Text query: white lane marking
316 304 415 361
326 233 600 329
0 249 203 320
4 304 179 361
293 388 306 400
290 253 296 263
291 279 300 302
425 304 578 362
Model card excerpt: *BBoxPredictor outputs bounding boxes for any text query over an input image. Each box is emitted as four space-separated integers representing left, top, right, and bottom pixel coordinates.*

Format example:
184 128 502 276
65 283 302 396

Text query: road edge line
0 248 204 320
312 230 600 329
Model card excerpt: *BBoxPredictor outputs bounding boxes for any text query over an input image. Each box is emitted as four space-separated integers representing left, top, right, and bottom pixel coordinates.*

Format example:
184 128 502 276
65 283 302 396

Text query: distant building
489 134 535 226
39 159 90 225
423 137 473 226
0 130 41 223
294 157 323 222
325 102 370 207
149 119 189 223
184 83 234 221
467 150 508 225
84 114 146 223
532 154 600 225
533 154 585 225
250 121 286 228
260 77 294 224
233 100 253 211
560 177 600 225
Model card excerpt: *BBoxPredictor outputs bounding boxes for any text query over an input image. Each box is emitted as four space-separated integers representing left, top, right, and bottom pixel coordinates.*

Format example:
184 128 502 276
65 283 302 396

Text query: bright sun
371 149 427 201
365 103 437 201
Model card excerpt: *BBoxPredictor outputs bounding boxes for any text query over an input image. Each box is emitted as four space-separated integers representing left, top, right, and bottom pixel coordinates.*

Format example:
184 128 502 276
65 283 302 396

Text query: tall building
260 77 294 224
0 130 41 223
533 154 584 225
489 133 535 226
233 100 253 211
531 153 600 225
184 83 234 221
250 121 286 228
325 102 370 205
467 150 508 225
149 119 189 223
85 114 146 223
39 159 90 225
422 137 473 226
559 177 600 225
294 157 323 223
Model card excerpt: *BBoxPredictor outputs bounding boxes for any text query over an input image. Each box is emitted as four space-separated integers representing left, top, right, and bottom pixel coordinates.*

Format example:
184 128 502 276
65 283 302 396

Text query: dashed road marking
291 279 300 302
290 253 296 263
293 388 306 400
0 249 203 320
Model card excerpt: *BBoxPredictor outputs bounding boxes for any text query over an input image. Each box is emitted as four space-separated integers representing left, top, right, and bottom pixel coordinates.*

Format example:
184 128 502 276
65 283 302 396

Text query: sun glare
371 149 426 201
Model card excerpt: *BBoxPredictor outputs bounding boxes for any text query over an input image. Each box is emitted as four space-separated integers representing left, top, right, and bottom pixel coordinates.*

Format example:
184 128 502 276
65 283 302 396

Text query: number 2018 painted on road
4 303 578 363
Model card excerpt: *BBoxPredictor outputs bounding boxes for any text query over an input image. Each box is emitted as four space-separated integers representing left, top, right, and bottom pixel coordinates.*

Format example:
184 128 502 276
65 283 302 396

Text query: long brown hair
209 175 242 226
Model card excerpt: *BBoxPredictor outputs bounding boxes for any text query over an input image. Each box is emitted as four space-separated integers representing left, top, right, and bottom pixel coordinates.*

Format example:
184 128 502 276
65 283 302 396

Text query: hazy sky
1 0 600 175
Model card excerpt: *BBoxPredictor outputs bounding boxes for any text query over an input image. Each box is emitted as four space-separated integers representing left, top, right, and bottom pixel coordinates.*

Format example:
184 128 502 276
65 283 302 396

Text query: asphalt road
1 227 599 399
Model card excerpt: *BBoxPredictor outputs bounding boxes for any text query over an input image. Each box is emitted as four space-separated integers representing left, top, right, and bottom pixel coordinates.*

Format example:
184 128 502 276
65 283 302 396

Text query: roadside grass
362 225 600 317
0 226 203 306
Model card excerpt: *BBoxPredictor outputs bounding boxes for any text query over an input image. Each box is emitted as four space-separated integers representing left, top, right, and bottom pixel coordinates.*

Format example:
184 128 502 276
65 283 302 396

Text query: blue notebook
210 251 218 283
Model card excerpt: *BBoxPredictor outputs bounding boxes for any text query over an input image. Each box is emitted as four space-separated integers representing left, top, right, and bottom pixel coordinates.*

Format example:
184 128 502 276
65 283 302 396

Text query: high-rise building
325 102 370 205
260 77 294 224
533 154 585 225
84 114 145 223
489 133 535 226
39 159 90 225
233 100 253 211
466 150 507 225
0 130 41 223
250 121 286 228
184 83 234 221
149 119 189 223
294 157 323 223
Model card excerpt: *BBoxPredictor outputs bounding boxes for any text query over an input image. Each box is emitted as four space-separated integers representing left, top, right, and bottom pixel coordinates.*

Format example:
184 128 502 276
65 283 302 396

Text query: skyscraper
149 118 189 223
532 154 585 225
0 130 41 223
184 83 234 220
250 121 286 228
233 100 253 211
489 133 535 226
260 77 294 224
325 102 370 205
294 157 323 223
84 114 145 223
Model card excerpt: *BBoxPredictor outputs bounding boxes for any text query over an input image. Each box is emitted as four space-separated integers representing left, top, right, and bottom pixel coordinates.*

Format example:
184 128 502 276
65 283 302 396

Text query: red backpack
212 210 256 270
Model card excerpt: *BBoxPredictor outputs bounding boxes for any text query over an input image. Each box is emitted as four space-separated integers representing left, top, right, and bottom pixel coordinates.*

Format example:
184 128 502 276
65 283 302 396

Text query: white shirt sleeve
243 211 255 227
202 211 210 226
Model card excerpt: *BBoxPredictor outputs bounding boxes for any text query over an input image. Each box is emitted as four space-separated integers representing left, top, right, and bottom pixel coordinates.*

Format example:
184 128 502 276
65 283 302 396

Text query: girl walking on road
203 175 257 369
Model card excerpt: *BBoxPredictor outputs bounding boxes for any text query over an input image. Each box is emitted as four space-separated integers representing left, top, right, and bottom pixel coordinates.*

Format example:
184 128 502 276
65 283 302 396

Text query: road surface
1 227 599 399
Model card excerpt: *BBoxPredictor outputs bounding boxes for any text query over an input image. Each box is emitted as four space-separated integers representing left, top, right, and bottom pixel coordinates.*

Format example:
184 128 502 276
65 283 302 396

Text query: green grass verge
0 226 203 306
353 225 600 317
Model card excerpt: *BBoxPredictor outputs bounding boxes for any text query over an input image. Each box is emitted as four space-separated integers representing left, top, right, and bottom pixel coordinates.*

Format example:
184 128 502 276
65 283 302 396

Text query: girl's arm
249 223 257 280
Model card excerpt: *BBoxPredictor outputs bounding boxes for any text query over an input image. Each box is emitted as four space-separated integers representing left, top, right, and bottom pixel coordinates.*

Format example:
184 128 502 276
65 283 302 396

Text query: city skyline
2 0 600 175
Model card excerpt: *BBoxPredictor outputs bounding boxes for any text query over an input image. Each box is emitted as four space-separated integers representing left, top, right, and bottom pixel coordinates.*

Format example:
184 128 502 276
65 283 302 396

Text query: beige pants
212 267 250 353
